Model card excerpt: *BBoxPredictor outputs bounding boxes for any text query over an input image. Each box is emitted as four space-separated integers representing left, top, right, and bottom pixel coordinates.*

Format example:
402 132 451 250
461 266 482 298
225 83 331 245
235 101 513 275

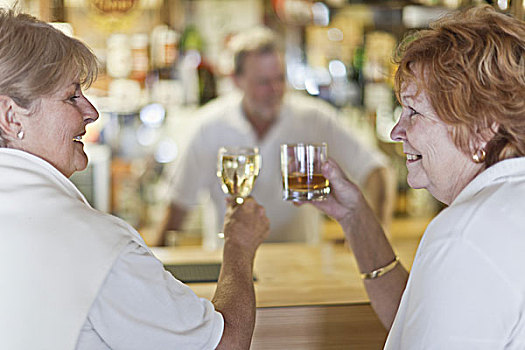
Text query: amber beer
281 143 330 201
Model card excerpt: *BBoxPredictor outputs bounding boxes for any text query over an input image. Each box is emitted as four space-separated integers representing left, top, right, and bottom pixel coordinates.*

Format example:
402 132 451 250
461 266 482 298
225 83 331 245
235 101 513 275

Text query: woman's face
18 81 99 177
390 82 484 205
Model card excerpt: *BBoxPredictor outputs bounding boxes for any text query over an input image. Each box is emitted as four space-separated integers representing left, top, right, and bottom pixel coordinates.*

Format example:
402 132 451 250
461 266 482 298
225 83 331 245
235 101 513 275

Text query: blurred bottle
150 25 180 80
350 45 365 106
197 56 218 105
180 24 204 53
148 25 184 107
106 34 132 79
130 33 150 87
180 24 217 106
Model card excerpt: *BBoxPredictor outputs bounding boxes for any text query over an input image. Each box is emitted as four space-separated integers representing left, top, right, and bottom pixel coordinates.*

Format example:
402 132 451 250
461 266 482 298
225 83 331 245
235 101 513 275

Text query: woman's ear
489 122 500 138
473 122 500 151
0 96 22 141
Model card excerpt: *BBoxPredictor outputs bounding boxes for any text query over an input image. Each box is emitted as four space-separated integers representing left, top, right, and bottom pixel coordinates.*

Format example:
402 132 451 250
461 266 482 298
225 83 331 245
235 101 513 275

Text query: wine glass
217 146 261 205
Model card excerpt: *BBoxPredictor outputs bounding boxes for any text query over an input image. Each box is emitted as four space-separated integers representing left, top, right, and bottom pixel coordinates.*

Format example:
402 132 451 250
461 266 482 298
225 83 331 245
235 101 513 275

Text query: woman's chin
406 176 426 190
76 160 89 173
71 153 89 176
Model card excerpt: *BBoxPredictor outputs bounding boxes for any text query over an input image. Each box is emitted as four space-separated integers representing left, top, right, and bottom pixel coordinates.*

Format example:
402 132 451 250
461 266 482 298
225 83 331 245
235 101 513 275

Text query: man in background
157 27 395 248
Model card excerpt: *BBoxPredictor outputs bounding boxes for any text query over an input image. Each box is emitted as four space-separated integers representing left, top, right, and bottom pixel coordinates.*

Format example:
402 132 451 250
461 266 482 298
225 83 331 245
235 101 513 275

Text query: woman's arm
362 166 396 232
313 159 408 329
213 198 269 349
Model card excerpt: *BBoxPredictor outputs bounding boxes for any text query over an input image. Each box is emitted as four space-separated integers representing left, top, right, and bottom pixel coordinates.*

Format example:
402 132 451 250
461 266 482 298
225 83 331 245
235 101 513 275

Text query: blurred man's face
234 51 286 123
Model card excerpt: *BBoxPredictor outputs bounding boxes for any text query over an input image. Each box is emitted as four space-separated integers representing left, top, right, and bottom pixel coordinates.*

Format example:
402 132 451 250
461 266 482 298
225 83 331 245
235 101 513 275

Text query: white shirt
76 241 224 349
168 92 387 249
0 148 223 350
1 149 134 349
386 157 525 349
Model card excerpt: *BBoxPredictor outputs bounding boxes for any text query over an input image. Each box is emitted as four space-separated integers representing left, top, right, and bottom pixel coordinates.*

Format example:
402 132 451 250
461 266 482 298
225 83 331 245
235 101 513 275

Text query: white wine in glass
217 146 261 204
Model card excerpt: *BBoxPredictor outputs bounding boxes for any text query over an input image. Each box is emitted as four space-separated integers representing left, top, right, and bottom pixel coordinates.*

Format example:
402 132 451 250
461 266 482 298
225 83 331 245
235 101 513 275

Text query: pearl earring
472 149 486 163
17 130 24 140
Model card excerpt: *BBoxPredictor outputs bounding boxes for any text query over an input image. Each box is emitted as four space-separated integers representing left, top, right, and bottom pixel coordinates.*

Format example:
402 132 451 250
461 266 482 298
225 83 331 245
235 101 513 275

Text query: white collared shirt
76 241 224 349
386 157 525 349
0 149 223 349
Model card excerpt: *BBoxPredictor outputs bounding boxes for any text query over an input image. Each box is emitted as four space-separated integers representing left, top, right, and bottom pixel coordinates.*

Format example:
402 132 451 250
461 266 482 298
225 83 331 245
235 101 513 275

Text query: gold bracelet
361 256 400 280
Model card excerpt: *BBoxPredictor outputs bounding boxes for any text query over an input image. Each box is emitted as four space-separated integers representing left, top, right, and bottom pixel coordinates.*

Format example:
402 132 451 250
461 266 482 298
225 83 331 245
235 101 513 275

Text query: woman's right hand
311 158 372 228
222 197 270 255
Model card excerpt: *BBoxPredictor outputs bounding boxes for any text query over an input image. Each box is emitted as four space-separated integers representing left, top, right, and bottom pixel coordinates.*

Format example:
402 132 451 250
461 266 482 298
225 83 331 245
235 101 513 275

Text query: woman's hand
311 158 371 228
223 197 270 255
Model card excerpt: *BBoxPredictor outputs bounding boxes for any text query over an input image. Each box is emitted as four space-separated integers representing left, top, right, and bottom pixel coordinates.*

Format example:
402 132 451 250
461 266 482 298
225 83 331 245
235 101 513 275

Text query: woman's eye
408 107 419 118
68 95 80 103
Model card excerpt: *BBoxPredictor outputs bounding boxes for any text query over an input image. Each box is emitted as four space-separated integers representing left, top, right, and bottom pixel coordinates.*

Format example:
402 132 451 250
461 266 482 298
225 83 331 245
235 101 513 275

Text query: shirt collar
220 92 256 140
227 93 290 146
452 157 525 205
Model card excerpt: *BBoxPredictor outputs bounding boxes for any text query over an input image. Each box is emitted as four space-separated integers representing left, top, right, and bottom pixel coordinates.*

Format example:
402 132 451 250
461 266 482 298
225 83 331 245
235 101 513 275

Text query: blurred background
5 0 524 241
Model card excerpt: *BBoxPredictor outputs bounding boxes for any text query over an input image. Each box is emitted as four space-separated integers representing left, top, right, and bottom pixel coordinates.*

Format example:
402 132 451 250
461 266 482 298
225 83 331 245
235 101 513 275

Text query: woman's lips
406 153 422 163
72 132 85 143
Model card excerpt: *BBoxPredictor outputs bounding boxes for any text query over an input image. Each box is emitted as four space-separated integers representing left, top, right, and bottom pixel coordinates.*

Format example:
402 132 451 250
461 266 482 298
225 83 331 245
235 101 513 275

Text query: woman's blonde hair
394 5 525 167
0 9 98 146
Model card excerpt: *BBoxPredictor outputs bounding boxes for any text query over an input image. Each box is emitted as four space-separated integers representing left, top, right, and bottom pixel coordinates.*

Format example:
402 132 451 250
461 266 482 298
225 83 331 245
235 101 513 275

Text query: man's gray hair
230 27 281 76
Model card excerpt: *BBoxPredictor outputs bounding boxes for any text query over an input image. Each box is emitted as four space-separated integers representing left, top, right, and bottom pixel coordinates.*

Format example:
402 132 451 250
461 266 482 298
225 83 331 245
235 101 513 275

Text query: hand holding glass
281 143 330 201
217 146 261 205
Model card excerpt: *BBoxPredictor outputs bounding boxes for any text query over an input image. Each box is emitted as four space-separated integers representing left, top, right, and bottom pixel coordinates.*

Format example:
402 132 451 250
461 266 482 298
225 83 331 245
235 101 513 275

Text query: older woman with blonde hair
313 5 525 349
0 9 269 349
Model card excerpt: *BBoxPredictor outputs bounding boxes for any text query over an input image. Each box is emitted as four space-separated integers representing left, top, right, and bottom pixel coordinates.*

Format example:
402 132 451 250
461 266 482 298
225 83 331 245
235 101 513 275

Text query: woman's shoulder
423 176 525 277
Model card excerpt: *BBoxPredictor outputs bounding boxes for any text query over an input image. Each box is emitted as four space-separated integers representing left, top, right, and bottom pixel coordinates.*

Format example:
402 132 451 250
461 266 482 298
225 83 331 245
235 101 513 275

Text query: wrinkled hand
311 158 370 226
223 197 270 254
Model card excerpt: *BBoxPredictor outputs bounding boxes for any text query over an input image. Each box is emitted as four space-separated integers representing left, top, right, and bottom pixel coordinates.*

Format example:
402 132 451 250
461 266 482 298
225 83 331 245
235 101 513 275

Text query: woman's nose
390 117 406 142
82 97 99 124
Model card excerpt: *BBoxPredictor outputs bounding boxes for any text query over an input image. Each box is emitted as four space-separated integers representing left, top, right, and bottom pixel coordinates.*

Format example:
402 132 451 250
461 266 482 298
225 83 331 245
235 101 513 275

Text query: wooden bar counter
150 217 427 349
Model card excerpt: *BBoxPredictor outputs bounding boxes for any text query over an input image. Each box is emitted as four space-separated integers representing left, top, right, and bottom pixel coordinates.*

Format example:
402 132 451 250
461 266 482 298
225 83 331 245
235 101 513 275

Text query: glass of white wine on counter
217 146 261 205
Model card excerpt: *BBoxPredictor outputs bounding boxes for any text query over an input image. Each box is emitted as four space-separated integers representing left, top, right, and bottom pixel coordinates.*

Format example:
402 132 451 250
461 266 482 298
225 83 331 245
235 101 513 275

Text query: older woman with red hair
314 5 525 349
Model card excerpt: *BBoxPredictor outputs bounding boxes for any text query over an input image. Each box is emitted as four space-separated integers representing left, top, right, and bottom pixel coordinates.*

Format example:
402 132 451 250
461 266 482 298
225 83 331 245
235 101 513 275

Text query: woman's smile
406 153 422 163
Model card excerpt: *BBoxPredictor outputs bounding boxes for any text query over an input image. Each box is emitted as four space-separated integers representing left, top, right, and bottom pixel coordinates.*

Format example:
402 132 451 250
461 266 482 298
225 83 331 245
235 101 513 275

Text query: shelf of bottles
21 0 521 224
